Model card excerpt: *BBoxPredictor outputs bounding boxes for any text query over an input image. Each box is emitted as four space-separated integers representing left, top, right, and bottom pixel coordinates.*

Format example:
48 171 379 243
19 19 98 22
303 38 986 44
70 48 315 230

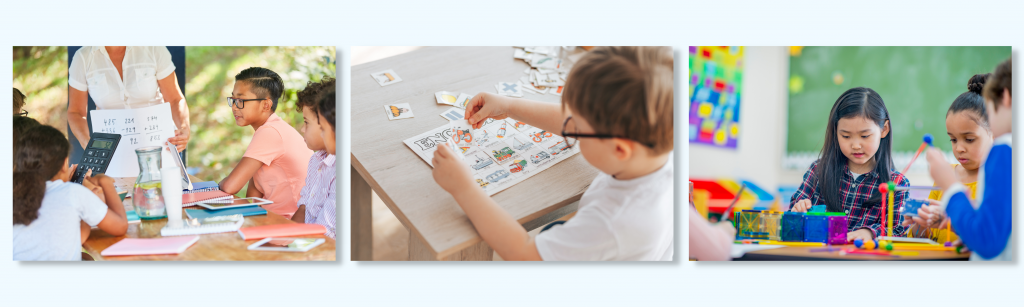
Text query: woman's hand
847 228 875 242
431 144 476 196
465 92 513 129
791 199 813 212
167 123 189 152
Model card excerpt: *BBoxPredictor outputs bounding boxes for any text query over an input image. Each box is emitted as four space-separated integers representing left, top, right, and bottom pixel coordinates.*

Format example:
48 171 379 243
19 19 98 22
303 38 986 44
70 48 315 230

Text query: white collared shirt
69 46 176 110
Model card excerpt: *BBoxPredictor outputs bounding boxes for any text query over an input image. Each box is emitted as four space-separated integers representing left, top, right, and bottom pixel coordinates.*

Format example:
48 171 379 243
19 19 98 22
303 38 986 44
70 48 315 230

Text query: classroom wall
687 46 936 203
688 46 790 193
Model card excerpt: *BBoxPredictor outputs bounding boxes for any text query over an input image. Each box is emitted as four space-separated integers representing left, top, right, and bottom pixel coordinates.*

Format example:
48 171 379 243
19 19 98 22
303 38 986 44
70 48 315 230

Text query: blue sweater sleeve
946 144 1012 259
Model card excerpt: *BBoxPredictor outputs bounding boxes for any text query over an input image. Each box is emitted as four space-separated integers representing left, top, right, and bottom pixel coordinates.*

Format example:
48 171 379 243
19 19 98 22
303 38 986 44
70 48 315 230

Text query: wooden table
735 244 970 261
350 46 598 261
83 175 336 261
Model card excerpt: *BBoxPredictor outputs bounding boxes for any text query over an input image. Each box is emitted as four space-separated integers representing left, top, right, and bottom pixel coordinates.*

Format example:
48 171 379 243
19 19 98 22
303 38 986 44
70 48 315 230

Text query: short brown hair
562 46 673 155
296 76 336 116
14 88 26 113
983 58 1011 111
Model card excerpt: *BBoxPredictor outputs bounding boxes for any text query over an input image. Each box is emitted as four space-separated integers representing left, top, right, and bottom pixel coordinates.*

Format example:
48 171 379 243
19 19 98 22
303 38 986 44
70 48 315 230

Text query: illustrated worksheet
404 118 580 196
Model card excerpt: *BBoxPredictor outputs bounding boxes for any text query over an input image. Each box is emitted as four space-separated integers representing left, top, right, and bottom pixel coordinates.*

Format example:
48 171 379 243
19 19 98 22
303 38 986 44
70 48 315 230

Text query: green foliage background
13 47 69 134
184 46 336 196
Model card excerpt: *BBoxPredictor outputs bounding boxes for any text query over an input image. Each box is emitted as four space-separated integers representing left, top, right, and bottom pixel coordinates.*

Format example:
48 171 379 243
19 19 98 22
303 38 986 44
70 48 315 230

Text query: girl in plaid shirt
790 87 909 242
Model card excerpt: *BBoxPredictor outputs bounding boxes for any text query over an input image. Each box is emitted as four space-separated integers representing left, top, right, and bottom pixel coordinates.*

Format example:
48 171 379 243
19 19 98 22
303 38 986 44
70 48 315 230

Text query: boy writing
431 46 674 261
220 67 313 219
290 77 337 239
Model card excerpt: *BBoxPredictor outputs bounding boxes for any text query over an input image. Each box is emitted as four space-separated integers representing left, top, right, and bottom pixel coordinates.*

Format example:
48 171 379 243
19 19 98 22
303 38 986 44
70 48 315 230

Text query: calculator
70 132 121 184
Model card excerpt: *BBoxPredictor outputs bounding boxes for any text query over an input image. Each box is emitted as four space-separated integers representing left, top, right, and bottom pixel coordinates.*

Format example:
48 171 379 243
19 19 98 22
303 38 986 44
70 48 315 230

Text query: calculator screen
93 140 113 149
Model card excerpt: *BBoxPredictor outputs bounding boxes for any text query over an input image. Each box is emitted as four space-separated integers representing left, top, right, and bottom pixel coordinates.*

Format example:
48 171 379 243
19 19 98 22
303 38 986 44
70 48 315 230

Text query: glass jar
132 146 166 219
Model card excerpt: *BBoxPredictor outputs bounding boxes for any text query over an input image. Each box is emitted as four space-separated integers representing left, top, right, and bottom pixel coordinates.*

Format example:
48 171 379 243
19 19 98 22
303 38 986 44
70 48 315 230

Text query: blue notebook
184 206 267 220
126 210 141 224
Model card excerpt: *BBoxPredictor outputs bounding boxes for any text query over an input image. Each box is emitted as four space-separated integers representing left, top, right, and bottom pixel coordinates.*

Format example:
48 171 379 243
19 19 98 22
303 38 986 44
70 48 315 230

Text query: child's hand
86 172 115 188
926 148 956 191
917 200 946 227
81 170 106 202
791 199 813 212
465 92 512 129
431 144 475 196
847 228 874 242
715 221 737 238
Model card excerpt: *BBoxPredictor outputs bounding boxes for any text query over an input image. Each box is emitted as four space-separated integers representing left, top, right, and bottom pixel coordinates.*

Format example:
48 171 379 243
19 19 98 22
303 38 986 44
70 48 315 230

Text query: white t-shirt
13 180 109 261
535 156 674 261
68 46 176 110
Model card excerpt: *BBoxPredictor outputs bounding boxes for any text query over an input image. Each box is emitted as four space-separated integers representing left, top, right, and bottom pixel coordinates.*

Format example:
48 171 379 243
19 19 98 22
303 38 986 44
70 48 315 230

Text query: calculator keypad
72 139 117 184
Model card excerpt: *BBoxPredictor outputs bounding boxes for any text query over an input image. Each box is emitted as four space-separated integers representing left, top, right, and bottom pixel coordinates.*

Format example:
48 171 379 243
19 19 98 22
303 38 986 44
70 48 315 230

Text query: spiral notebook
160 215 245 236
182 190 233 207
184 181 220 194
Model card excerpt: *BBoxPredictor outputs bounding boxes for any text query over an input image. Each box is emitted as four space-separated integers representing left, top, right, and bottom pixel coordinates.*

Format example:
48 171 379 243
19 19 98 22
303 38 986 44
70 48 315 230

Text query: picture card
495 82 523 97
371 69 402 87
435 91 460 106
455 93 473 109
385 103 415 120
439 107 466 121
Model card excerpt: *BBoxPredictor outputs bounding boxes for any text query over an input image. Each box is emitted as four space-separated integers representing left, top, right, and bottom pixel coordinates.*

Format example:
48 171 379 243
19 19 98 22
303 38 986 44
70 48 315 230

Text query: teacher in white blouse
67 46 190 152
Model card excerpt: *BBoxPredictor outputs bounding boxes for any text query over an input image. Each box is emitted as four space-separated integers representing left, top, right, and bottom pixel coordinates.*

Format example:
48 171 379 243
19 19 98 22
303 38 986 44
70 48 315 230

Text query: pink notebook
100 236 200 256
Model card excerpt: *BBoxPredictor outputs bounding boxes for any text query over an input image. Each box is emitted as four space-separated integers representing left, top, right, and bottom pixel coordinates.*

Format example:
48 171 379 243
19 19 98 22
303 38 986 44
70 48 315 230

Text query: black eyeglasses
226 97 266 109
560 115 655 148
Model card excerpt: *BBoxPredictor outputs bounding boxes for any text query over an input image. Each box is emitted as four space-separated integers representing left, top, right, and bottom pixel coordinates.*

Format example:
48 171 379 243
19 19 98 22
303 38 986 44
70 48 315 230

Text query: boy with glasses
431 46 674 261
219 67 312 219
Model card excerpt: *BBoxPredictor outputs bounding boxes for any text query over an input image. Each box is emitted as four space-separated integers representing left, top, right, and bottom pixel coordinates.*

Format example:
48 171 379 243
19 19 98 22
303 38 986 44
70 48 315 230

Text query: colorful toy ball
923 133 933 146
945 242 953 247
885 243 893 251
854 239 864 248
863 240 876 250
878 183 888 194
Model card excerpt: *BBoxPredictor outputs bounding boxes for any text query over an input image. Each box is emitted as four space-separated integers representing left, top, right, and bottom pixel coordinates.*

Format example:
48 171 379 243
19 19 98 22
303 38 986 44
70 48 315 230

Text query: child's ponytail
947 73 992 129
12 125 70 226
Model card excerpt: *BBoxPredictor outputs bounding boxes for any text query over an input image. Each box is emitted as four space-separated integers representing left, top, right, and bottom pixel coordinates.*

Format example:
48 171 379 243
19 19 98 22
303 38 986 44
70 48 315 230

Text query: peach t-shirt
243 113 313 218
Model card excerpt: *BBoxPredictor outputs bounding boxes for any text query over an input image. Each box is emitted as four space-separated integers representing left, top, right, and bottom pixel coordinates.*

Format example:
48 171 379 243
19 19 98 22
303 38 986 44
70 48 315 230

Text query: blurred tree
13 46 69 134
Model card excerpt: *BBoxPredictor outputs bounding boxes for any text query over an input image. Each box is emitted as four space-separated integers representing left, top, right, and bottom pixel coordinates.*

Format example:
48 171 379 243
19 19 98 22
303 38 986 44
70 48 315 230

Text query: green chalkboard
787 46 1010 154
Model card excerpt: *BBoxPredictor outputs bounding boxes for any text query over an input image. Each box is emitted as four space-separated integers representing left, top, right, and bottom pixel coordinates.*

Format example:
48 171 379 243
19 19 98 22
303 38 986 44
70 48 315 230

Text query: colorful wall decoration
689 46 743 149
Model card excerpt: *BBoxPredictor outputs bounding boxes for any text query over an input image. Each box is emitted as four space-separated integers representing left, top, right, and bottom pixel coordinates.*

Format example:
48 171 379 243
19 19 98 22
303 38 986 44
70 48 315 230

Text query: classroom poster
689 46 743 149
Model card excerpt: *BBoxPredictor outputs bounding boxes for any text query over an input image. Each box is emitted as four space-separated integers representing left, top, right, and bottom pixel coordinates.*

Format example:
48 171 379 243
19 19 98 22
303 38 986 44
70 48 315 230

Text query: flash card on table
435 91 460 106
496 82 523 97
455 93 473 109
371 69 402 87
550 86 564 96
439 107 465 121
385 103 414 120
520 81 548 94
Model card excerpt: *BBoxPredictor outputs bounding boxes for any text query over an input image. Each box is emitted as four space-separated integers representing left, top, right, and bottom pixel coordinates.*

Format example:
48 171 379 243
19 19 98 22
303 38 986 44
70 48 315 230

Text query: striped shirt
790 160 909 238
299 150 337 239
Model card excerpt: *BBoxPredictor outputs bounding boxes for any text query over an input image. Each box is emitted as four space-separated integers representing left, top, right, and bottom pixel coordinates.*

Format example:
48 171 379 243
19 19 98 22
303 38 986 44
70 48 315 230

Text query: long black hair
948 74 991 129
13 125 70 225
816 87 894 212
